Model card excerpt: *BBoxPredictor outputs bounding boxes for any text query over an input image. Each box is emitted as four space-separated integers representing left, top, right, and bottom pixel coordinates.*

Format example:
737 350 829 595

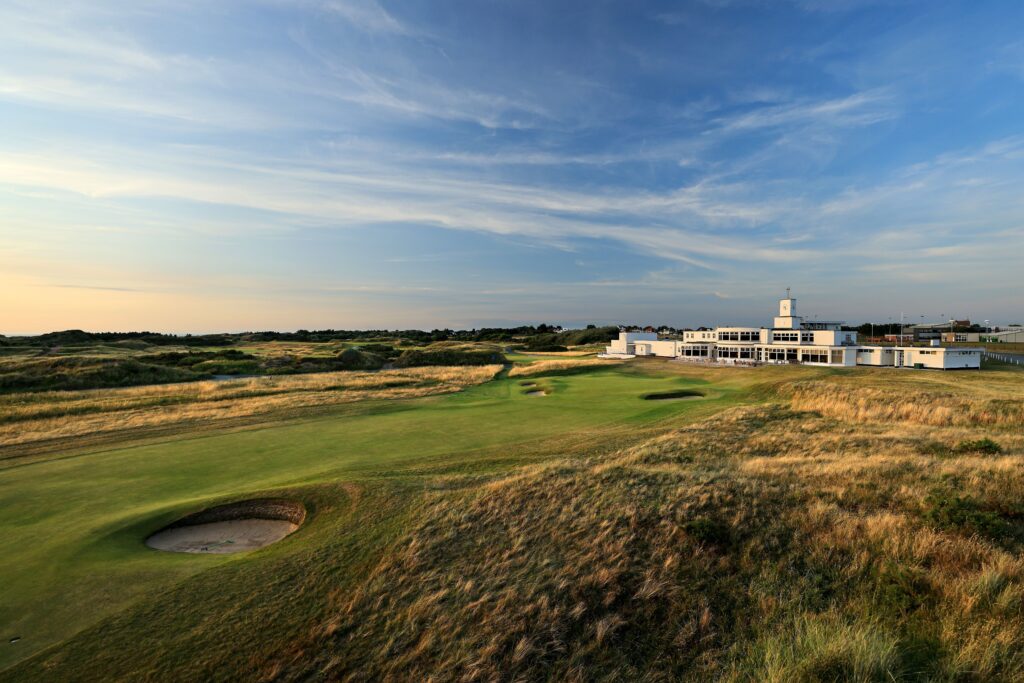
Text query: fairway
0 365 740 671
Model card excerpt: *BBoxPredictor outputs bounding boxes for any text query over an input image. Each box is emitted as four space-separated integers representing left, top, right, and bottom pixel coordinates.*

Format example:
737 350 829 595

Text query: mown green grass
12 361 1019 680
0 364 751 673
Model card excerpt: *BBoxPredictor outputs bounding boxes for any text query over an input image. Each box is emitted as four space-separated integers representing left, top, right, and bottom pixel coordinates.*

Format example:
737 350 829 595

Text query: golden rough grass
508 358 618 377
516 350 598 357
266 382 1024 681
0 366 501 449
785 368 1024 428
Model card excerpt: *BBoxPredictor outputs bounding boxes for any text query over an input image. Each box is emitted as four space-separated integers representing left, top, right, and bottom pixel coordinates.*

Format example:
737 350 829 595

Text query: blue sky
2 0 1023 333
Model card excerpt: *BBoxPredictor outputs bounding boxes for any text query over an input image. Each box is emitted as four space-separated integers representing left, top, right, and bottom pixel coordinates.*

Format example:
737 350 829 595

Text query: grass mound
393 349 506 368
508 358 616 378
0 356 205 393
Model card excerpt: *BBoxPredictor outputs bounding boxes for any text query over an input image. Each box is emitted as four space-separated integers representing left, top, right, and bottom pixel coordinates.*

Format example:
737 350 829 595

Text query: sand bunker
525 390 547 397
642 390 705 401
146 519 298 554
146 498 305 555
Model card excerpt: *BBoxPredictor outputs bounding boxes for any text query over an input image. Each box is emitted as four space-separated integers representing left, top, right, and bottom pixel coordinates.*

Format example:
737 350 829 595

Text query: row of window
718 347 757 359
676 344 852 364
718 331 760 342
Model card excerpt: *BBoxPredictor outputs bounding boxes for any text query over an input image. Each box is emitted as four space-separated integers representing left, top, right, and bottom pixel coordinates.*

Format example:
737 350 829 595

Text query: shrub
556 326 620 346
955 438 1002 455
523 342 569 352
393 349 506 368
336 348 385 371
0 357 204 392
683 517 730 546
922 488 1006 539
190 359 261 375
870 562 932 619
357 343 400 359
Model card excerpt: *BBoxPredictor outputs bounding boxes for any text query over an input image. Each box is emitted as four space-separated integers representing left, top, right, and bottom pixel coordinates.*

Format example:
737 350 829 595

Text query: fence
983 351 1024 366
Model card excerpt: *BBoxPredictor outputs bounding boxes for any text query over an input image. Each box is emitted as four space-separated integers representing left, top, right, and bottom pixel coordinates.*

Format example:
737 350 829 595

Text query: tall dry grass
786 378 1024 428
0 365 502 450
508 358 618 377
266 379 1024 681
516 350 598 357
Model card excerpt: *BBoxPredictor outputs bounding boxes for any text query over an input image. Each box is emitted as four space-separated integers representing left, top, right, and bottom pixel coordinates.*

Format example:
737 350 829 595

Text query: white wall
855 347 895 367
683 330 717 343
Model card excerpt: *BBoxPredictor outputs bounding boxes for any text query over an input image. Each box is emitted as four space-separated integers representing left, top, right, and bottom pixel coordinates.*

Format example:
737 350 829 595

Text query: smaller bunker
146 498 306 555
642 389 705 401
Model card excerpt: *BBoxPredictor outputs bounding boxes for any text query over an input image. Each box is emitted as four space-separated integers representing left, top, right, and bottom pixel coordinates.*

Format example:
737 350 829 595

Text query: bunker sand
146 519 299 554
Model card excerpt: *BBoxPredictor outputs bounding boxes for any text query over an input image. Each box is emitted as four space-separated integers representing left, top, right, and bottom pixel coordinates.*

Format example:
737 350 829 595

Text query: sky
2 0 1023 333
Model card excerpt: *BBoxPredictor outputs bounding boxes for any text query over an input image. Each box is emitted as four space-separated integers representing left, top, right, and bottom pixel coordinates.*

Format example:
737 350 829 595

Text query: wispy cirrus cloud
2 0 1023 331
319 0 417 36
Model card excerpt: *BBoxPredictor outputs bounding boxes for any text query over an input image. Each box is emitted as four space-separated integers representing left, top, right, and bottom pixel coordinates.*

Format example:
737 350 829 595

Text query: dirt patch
642 390 705 401
146 498 305 554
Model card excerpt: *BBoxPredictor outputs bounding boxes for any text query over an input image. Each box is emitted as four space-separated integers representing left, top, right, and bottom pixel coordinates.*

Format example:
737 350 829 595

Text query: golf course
0 360 740 675
3 355 1024 680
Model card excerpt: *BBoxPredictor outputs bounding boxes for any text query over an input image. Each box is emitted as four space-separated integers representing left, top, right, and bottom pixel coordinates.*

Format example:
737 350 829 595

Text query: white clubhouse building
604 292 981 371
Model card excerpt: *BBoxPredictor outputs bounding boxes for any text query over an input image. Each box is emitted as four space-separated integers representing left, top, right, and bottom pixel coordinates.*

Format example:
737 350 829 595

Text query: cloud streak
2 0 1023 331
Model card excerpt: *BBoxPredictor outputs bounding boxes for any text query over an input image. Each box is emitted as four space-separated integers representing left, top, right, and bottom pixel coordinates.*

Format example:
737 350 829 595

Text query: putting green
0 366 742 671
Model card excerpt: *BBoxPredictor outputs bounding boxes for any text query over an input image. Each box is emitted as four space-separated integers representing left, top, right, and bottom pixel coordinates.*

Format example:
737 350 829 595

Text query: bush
955 438 1002 455
336 348 385 371
683 517 730 546
393 349 506 368
190 359 261 375
145 350 256 368
923 488 1006 539
523 342 569 352
0 357 205 392
556 326 620 346
920 437 1003 458
870 562 932 619
357 343 400 359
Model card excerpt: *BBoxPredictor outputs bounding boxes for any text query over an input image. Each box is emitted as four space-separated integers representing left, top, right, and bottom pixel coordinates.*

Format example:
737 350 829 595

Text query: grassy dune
2 362 1023 680
508 358 620 377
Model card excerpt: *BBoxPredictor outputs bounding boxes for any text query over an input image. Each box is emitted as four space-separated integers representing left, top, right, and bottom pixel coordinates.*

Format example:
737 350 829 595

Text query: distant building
983 328 1024 343
941 332 981 343
602 291 981 370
